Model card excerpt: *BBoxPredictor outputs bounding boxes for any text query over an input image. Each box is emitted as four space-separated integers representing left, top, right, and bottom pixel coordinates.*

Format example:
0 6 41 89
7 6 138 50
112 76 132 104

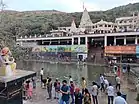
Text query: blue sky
3 0 139 12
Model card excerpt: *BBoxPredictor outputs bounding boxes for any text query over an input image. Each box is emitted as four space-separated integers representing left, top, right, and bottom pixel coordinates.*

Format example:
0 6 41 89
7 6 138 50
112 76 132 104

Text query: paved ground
24 73 139 104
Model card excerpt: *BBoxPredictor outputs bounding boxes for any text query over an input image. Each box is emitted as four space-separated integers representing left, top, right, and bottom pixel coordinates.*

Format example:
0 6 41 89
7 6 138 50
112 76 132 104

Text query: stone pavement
24 75 139 104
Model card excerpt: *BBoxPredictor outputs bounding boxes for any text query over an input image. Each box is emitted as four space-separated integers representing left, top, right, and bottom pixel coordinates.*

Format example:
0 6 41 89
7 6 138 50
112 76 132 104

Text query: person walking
84 89 91 104
117 66 121 77
47 78 52 99
40 68 44 87
32 77 36 89
127 64 130 76
74 88 83 104
100 74 105 92
69 76 73 84
70 81 75 104
54 78 60 99
113 92 127 104
106 83 115 104
59 80 70 104
92 82 99 104
81 77 87 95
116 76 121 91
104 77 109 90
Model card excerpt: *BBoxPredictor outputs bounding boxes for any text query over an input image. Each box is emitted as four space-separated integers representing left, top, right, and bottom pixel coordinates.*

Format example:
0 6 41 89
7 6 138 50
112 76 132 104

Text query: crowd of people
34 67 128 104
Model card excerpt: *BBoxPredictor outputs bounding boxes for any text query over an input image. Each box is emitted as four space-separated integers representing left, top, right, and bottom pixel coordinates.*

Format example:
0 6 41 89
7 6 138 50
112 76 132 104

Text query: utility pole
0 0 6 22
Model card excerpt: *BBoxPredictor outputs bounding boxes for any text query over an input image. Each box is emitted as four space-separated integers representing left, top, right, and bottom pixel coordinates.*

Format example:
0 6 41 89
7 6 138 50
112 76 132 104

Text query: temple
16 8 139 62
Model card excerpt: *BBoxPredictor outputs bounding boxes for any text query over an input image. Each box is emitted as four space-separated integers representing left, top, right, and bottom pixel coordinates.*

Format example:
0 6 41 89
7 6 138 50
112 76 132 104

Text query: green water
17 61 110 86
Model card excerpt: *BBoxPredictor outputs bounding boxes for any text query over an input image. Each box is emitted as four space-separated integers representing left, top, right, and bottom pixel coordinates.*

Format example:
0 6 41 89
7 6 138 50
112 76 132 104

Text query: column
72 37 74 45
124 37 126 45
85 37 88 45
114 36 116 45
20 41 23 46
104 35 107 46
78 37 80 45
135 36 138 44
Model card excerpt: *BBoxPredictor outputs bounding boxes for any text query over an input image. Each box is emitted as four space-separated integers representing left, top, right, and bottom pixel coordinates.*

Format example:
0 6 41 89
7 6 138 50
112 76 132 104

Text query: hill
0 2 139 47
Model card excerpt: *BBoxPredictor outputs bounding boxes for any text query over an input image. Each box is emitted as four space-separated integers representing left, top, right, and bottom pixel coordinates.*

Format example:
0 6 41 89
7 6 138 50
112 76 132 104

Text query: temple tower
79 8 93 28
70 19 77 33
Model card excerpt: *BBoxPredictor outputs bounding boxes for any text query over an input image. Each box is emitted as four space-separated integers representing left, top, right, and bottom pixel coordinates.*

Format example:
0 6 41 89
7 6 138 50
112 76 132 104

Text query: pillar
114 36 116 45
20 41 23 46
85 37 88 45
72 37 74 45
124 37 126 45
104 36 107 46
135 36 138 45
78 37 80 45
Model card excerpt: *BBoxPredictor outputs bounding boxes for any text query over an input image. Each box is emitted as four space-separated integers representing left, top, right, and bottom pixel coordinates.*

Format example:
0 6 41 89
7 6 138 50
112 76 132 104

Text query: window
99 25 103 27
105 25 107 27
129 25 132 29
129 20 132 23
92 26 94 28
119 21 122 23
108 25 111 27
124 21 127 23
119 27 122 29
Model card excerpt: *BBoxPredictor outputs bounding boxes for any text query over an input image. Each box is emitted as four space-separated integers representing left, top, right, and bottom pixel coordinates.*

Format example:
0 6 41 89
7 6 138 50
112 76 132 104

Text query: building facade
16 8 139 61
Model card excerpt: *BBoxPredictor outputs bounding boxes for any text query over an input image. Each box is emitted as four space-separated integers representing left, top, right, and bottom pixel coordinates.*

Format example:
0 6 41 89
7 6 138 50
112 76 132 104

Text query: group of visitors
23 77 36 100
40 66 127 104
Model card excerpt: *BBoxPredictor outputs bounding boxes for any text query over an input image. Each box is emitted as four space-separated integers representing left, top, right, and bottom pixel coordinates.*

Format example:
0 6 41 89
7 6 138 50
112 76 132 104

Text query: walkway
24 74 138 104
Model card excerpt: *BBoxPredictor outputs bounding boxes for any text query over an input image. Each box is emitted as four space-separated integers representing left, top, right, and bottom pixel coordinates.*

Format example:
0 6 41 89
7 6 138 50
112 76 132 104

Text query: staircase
88 47 104 64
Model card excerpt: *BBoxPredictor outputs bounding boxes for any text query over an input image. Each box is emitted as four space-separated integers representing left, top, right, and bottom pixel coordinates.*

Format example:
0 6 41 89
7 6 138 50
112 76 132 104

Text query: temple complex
16 8 139 62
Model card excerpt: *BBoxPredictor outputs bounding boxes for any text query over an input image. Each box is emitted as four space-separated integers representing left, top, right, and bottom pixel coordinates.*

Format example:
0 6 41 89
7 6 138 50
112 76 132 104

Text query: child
32 77 36 89
25 80 33 99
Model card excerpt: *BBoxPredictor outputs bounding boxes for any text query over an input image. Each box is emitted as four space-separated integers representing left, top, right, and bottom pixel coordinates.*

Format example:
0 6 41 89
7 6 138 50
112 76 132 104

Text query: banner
32 45 87 53
32 47 42 52
57 45 71 52
105 46 136 54
71 45 87 53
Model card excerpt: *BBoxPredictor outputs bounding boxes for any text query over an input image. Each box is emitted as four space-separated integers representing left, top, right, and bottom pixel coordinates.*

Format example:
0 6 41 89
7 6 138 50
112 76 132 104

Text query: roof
95 19 114 25
115 16 138 21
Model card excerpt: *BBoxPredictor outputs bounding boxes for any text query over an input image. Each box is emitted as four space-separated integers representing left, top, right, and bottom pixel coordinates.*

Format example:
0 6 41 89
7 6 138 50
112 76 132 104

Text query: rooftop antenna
83 2 85 10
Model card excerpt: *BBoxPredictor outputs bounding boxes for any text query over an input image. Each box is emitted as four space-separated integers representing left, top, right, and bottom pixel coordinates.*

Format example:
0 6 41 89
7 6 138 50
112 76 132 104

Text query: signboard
105 46 136 54
136 45 139 58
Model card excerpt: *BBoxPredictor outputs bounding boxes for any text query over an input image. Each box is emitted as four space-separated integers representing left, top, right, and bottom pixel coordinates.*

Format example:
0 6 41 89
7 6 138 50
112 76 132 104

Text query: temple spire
70 19 77 33
79 8 92 28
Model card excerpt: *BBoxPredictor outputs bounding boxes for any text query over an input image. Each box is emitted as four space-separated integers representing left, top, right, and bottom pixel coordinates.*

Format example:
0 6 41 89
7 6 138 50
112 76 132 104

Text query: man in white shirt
106 83 115 104
69 76 73 82
116 76 121 91
113 92 127 104
92 82 99 104
104 77 109 90
100 74 105 92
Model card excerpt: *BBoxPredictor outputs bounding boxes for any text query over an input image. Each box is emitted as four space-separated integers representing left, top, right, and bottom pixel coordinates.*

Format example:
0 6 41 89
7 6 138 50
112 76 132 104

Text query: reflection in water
17 61 107 86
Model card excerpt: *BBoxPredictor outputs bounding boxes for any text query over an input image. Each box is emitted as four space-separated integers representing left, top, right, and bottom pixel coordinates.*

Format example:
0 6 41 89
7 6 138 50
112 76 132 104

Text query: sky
2 0 139 12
